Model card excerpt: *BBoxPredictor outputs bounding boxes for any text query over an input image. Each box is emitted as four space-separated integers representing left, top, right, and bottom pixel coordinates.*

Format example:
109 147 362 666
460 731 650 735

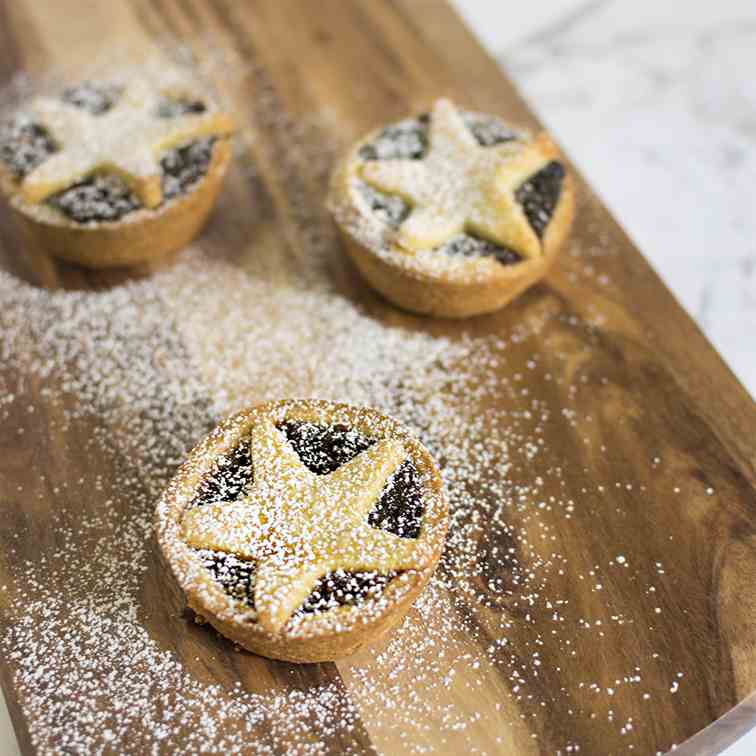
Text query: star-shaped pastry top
180 419 425 633
20 79 234 207
360 98 551 259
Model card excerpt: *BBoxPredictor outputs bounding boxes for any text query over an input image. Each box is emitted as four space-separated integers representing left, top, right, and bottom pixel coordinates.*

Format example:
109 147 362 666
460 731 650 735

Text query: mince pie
155 399 448 663
0 73 234 268
328 98 574 318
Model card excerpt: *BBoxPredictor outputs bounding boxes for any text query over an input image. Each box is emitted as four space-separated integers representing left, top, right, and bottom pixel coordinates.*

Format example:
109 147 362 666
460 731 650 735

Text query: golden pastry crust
328 100 575 318
0 139 231 269
0 76 234 269
155 399 448 663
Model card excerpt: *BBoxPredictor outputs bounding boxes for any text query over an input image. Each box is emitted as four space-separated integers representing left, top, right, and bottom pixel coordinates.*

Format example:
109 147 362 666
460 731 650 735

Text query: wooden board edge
673 693 756 756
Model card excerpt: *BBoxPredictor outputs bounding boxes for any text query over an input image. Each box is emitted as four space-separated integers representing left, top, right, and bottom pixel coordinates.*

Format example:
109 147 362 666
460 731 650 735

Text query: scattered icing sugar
0 54 693 756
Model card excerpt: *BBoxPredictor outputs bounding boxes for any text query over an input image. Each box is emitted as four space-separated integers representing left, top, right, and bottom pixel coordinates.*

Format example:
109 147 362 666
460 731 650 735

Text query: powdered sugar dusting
20 78 232 207
172 409 442 637
358 99 540 257
328 101 556 283
0 56 698 756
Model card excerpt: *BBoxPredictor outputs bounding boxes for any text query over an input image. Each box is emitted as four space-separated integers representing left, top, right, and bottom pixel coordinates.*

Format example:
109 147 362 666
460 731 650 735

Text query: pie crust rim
155 398 448 662
328 107 575 317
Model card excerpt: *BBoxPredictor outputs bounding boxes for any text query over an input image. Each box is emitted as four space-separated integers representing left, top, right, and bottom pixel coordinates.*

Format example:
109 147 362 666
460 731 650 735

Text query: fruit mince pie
155 399 448 663
0 74 234 269
328 98 575 318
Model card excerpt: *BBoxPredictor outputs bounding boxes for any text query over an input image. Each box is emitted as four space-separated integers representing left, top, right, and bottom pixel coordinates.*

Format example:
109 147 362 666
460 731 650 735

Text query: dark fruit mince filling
357 111 564 257
437 234 521 266
190 439 253 509
357 111 516 163
0 81 219 223
358 116 429 162
278 420 374 474
0 116 57 179
197 550 255 608
191 421 427 617
48 137 217 223
298 570 397 616
49 175 142 224
61 82 122 115
514 160 565 239
357 182 410 229
156 95 207 118
462 111 518 147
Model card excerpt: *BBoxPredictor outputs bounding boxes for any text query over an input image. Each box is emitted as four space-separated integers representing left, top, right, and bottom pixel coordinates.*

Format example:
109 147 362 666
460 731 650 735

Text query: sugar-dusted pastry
328 98 574 318
155 399 448 663
0 75 234 268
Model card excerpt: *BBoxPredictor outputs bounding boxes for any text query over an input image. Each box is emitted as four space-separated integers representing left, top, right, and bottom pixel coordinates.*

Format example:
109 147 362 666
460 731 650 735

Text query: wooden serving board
1 1 756 754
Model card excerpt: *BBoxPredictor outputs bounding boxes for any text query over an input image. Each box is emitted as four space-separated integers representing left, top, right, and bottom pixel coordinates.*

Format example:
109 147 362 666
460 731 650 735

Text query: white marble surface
1 2 754 754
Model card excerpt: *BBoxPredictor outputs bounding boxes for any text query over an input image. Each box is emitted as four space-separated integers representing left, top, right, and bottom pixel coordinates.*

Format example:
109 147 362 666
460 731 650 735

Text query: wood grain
0 1 755 754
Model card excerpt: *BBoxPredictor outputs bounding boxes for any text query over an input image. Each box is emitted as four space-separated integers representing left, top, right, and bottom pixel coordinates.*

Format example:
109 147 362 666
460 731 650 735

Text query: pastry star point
361 98 549 258
181 419 425 633
20 80 233 207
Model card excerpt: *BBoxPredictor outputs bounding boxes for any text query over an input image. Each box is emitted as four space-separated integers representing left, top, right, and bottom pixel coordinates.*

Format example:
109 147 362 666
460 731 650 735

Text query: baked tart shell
0 138 231 270
329 119 575 319
155 399 448 663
